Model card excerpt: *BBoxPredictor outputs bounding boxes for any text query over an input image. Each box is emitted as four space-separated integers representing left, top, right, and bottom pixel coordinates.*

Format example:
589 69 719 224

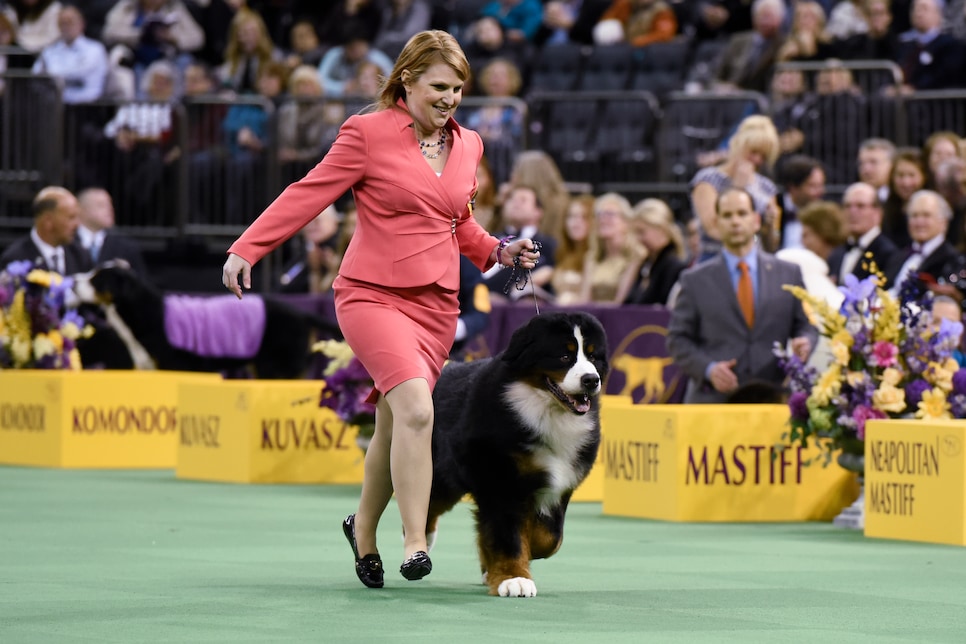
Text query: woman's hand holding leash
500 238 540 269
223 253 252 299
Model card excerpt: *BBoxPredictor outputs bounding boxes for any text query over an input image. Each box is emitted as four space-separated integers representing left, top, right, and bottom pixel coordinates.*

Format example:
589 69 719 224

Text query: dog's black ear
501 315 542 365
90 266 132 298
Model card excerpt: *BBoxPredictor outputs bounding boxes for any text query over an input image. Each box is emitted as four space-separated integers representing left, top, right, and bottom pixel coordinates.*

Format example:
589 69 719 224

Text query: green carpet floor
2 467 965 643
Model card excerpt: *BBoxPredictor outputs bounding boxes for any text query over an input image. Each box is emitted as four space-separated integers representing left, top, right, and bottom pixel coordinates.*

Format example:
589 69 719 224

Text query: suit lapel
710 255 747 328
392 106 463 216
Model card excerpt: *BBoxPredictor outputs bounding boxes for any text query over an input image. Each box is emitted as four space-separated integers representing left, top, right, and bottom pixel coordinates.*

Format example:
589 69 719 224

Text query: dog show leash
502 240 543 315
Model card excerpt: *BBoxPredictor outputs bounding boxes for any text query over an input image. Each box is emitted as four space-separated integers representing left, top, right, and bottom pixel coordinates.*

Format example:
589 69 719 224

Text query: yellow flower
881 367 903 386
811 364 841 407
924 360 954 392
831 329 853 348
917 388 952 420
33 333 56 358
871 288 900 344
313 339 355 376
11 336 30 366
830 340 851 367
68 348 83 370
61 321 82 341
873 383 906 414
26 269 62 288
846 370 869 388
783 284 844 334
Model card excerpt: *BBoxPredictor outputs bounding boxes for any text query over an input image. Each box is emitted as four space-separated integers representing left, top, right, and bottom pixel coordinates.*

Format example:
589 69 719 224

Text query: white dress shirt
30 228 65 273
32 35 109 103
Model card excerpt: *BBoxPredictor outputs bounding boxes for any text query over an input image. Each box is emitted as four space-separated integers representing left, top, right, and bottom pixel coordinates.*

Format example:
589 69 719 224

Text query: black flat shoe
399 551 432 581
342 514 384 588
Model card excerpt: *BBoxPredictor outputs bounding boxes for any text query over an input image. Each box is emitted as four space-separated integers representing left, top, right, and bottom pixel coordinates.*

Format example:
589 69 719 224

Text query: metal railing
2 71 964 252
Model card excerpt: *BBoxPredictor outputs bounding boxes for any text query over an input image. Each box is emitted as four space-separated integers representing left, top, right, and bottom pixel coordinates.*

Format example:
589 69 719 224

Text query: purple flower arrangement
775 274 966 465
0 260 90 369
314 340 376 428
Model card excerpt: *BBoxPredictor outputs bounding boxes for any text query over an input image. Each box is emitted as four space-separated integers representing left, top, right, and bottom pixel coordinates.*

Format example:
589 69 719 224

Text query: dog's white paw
481 571 488 585
497 577 537 598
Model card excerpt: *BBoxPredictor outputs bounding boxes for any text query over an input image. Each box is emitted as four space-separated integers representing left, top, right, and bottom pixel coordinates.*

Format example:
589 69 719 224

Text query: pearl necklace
418 129 447 159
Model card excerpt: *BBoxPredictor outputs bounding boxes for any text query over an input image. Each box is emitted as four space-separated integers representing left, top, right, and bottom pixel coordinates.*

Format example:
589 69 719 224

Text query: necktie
90 238 102 263
737 260 754 328
51 247 65 274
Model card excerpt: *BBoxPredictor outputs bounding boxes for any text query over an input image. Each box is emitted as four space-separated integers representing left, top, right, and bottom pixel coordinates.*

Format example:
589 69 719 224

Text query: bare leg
384 378 434 559
352 394 394 557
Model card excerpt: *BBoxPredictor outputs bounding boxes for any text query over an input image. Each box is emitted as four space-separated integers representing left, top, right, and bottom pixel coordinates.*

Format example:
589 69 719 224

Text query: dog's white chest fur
502 326 600 516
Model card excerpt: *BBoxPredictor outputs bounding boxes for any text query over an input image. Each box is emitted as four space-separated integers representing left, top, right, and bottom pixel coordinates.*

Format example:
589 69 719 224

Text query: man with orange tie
667 187 816 404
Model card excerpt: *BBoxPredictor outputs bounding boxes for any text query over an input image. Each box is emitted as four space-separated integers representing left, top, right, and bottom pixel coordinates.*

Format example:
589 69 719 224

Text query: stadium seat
579 44 634 91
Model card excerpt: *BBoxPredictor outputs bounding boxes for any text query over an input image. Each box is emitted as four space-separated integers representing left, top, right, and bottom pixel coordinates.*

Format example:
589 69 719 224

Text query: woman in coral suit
222 30 539 589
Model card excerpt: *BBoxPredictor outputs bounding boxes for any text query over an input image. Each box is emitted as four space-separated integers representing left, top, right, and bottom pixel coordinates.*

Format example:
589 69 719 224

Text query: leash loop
501 241 542 315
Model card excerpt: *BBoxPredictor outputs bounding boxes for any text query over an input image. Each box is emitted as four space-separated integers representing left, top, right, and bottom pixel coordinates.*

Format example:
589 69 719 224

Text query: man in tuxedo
0 186 92 274
827 182 898 287
667 187 816 404
886 190 966 298
77 188 148 276
775 155 826 250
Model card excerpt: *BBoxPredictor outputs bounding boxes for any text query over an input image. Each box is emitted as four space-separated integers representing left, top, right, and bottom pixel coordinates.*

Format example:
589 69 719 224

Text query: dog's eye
560 354 572 363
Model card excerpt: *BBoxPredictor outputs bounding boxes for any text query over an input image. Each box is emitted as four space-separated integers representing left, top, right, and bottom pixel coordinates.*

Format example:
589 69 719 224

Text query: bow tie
845 239 860 251
911 243 924 254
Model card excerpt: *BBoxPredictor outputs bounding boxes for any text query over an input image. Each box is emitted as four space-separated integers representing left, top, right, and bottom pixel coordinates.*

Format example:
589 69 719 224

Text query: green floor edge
2 466 965 644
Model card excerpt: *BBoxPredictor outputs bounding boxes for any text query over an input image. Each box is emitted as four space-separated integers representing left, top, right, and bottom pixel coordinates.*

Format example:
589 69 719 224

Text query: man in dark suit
0 186 93 274
892 0 965 91
885 189 966 297
76 187 147 276
775 155 826 250
712 0 786 94
0 185 133 369
827 182 898 287
667 187 816 404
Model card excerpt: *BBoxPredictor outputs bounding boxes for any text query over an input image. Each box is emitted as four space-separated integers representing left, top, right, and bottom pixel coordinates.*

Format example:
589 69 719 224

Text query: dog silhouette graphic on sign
612 354 673 403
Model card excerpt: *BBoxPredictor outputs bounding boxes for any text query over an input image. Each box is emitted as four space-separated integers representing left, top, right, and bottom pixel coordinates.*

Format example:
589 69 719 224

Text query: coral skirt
333 275 458 401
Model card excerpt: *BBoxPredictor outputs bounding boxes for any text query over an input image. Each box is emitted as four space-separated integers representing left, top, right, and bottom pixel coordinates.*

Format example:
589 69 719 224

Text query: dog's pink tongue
575 398 591 413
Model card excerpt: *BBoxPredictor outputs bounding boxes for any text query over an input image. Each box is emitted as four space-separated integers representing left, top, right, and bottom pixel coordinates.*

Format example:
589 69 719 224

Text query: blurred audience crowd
2 0 966 316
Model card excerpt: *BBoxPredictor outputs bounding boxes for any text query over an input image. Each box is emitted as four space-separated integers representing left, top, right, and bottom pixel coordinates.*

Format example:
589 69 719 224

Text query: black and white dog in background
73 261 341 377
426 311 609 597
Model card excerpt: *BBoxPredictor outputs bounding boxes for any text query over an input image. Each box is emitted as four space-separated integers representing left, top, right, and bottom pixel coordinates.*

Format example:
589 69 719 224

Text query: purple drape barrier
279 296 686 404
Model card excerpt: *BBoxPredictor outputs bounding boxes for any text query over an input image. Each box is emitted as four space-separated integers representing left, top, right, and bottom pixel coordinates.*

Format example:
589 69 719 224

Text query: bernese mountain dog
428 311 608 597
73 262 340 377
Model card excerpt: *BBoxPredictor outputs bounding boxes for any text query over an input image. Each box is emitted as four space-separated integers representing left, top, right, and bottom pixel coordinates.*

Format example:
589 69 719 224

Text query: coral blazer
228 101 499 292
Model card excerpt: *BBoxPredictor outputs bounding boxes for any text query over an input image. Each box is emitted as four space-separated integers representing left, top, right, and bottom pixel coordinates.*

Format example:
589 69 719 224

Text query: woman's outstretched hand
223 253 252 299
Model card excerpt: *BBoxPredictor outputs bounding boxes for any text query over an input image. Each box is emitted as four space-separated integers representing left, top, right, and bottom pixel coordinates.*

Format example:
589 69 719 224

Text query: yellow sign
176 379 365 484
864 419 966 546
568 395 630 502
602 404 858 521
0 371 218 468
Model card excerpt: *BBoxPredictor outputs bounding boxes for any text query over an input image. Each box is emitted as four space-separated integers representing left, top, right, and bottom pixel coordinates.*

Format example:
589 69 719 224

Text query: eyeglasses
843 202 877 209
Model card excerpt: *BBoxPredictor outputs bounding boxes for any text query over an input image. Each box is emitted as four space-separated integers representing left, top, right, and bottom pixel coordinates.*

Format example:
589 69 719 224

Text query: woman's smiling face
404 62 463 138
